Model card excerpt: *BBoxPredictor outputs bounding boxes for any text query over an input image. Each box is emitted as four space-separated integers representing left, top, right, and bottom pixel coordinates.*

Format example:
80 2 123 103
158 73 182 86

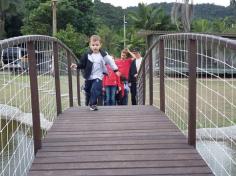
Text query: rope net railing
144 51 151 105
0 35 79 176
137 41 159 106
137 63 145 105
58 46 78 110
34 40 56 138
164 38 189 133
58 45 70 111
160 34 236 176
195 37 236 176
152 45 160 108
0 41 34 176
137 33 236 176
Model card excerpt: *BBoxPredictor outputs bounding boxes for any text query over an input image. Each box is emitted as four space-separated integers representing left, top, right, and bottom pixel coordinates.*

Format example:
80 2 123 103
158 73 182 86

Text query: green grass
0 73 78 120
0 72 79 153
152 78 236 129
2 72 235 130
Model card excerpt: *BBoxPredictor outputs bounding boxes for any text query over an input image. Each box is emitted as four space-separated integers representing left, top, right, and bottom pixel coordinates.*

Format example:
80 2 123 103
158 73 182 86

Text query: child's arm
70 63 77 70
103 54 121 76
116 75 122 92
127 48 136 60
72 53 87 70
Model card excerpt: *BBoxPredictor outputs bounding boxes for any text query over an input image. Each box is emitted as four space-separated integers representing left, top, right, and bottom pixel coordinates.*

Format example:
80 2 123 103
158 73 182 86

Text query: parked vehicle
1 47 27 71
1 47 53 73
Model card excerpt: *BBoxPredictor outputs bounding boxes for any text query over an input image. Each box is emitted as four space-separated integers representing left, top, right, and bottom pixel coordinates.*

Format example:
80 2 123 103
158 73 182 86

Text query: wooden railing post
159 39 165 112
77 70 81 106
53 42 62 114
142 59 146 105
149 51 153 105
27 41 41 154
188 39 197 147
67 51 73 107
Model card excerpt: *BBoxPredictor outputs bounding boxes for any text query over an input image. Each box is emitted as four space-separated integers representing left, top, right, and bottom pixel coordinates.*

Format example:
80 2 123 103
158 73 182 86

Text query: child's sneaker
90 105 98 111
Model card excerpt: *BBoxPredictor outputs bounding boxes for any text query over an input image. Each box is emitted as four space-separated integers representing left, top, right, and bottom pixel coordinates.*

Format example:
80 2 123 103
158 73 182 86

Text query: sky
100 0 230 8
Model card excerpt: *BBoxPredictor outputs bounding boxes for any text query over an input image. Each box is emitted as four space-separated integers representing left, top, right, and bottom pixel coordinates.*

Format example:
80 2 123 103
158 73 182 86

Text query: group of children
71 35 143 111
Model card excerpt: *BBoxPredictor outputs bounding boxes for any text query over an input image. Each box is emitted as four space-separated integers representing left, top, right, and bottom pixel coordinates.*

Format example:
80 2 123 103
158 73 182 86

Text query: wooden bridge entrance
28 106 213 176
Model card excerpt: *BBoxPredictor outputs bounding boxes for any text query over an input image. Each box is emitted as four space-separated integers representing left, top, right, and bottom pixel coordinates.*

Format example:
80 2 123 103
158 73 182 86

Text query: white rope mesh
153 45 160 108
58 45 70 111
34 40 56 138
164 39 189 132
0 36 78 176
0 41 34 176
196 38 236 176
154 34 236 176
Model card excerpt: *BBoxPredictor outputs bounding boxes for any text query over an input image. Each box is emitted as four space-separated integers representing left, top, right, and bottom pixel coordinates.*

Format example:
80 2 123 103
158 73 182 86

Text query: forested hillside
2 0 236 56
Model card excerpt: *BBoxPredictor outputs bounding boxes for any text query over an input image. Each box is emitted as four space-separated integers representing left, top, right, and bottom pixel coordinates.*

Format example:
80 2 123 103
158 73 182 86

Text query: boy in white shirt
71 35 120 110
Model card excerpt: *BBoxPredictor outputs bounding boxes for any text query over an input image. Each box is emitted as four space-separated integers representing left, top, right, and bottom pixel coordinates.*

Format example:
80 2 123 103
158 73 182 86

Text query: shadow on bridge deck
28 105 213 176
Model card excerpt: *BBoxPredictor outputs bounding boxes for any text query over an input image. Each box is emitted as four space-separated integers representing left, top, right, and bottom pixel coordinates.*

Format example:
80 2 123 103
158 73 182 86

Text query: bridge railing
137 33 236 176
0 35 79 176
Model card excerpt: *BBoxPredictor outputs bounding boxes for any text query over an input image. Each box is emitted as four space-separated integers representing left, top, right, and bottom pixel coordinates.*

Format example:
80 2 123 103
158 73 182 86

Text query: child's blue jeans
84 79 102 106
105 86 117 106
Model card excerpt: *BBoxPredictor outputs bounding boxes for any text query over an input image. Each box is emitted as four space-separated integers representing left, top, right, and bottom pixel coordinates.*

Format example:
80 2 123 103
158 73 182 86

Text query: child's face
89 40 102 53
120 52 127 59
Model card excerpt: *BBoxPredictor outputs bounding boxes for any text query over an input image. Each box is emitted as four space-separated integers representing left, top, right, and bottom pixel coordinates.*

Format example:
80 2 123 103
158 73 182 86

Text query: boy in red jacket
103 56 121 105
115 49 135 105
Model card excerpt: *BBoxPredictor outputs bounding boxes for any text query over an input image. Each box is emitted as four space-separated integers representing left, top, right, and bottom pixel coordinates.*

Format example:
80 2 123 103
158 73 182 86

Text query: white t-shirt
135 57 143 72
88 53 118 80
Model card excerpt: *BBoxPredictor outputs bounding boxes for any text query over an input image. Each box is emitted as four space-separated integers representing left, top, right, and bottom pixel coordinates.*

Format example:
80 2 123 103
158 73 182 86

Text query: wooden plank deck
28 105 213 176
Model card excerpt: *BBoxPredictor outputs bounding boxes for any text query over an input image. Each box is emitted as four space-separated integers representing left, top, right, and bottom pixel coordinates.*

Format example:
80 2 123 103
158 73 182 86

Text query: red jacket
103 65 121 87
115 58 132 80
103 65 124 97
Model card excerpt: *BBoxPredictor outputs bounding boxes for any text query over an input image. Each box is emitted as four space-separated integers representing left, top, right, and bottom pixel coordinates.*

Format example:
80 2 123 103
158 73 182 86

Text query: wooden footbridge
2 33 236 176
28 106 213 176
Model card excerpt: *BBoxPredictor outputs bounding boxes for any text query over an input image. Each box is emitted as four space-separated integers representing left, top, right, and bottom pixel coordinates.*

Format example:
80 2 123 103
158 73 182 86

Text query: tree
21 0 96 36
97 25 121 56
0 0 23 39
129 3 175 31
191 17 236 33
5 13 23 37
125 27 146 55
21 1 52 35
192 19 210 32
93 0 123 28
171 0 193 32
55 24 88 58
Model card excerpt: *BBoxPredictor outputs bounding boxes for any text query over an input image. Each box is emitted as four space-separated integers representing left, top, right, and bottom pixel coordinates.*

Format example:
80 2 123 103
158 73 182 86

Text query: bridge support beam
188 39 197 147
67 51 73 107
28 41 41 154
149 52 153 105
53 42 62 115
159 39 165 112
77 70 81 106
142 59 146 105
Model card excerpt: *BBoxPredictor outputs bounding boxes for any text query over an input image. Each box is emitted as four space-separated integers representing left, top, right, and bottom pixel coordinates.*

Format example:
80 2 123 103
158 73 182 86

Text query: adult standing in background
129 48 143 105
115 48 135 105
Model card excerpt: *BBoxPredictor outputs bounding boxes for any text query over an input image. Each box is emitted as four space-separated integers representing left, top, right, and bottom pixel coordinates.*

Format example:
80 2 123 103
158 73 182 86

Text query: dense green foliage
0 0 24 39
21 0 96 36
55 24 88 58
2 0 236 58
129 3 176 31
93 0 123 28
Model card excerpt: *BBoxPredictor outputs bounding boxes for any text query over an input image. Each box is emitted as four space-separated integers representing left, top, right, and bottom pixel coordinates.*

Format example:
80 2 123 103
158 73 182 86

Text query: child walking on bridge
71 35 120 111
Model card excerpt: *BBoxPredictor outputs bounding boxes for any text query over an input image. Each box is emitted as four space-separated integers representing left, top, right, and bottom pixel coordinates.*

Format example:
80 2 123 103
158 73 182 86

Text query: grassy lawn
152 77 236 129
0 72 79 149
1 71 235 130
0 72 78 121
